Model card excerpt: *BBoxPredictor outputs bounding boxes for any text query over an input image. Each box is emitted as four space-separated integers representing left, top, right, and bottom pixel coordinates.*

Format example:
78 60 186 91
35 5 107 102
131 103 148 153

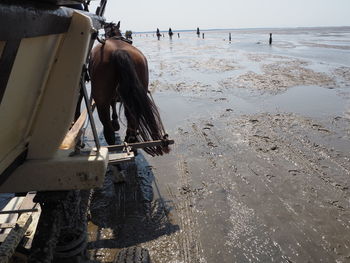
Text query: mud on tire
114 246 151 263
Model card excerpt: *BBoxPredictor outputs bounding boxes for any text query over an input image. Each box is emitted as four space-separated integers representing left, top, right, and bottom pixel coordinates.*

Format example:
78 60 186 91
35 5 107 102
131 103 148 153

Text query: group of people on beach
155 27 202 40
156 27 273 44
156 28 181 40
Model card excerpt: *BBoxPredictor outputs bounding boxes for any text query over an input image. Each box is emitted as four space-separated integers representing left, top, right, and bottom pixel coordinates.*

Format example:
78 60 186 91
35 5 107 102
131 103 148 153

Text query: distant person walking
269 33 272 45
156 28 161 40
168 27 174 39
197 27 200 37
125 30 133 40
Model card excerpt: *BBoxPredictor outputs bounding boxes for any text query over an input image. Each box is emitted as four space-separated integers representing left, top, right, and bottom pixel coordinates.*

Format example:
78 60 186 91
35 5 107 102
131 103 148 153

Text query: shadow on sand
87 149 179 252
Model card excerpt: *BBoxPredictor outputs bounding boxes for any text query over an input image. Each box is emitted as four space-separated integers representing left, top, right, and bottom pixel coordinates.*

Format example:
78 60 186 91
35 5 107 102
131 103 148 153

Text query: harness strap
110 36 133 45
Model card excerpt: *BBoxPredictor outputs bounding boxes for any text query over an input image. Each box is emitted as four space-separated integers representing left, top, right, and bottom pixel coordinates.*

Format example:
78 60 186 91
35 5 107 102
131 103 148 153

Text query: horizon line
130 25 350 34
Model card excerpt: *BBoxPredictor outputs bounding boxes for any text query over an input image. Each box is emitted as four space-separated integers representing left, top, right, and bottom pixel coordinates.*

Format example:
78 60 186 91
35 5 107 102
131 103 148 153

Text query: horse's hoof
104 130 116 145
125 135 137 143
112 120 120 131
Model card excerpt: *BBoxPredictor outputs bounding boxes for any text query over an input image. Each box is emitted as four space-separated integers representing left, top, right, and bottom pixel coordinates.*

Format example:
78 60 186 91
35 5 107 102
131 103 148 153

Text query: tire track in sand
167 155 206 263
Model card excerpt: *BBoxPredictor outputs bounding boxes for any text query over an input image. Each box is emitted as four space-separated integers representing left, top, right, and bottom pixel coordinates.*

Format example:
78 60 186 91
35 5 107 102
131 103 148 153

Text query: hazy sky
91 0 350 32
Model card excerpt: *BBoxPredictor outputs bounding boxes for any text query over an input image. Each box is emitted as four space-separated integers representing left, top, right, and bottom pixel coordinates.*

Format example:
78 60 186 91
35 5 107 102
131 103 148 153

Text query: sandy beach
85 27 350 262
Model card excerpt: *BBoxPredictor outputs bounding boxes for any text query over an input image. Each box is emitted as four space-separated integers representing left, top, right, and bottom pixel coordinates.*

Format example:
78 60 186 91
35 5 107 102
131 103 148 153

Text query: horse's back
108 40 148 86
89 39 149 97
91 40 147 72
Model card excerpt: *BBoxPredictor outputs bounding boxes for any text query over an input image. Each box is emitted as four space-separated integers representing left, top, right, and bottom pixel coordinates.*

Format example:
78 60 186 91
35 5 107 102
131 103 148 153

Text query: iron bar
0 208 38 215
81 78 100 151
106 139 174 152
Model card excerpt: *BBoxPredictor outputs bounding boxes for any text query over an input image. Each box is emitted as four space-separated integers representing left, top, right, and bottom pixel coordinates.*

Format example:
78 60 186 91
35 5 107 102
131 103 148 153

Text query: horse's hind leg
111 99 120 131
124 107 138 143
96 103 116 145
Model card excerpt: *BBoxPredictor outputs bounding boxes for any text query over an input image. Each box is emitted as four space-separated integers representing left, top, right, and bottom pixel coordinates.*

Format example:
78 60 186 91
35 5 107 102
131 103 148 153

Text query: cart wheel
114 246 151 263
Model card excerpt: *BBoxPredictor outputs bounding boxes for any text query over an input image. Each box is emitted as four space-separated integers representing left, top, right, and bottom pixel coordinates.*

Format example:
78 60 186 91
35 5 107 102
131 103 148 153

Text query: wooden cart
0 1 173 261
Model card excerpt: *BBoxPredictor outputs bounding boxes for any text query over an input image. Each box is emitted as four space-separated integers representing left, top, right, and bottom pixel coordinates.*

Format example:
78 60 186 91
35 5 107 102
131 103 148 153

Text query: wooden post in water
269 33 272 45
202 33 204 39
229 32 231 42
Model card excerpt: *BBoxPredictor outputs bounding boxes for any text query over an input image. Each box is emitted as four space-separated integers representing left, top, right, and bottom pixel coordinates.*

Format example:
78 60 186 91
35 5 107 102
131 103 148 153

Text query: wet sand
85 27 350 262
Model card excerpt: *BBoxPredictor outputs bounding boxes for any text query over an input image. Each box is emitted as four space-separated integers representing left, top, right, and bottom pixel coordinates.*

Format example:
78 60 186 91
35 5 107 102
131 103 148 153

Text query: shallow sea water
125 27 350 263
129 27 350 133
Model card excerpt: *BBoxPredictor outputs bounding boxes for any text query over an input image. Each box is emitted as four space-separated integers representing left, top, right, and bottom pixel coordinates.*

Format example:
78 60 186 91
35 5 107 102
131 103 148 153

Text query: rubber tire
114 246 151 263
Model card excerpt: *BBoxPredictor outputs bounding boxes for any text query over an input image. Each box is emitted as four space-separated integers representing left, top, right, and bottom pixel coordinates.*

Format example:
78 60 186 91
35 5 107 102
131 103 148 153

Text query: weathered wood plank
60 110 87 150
60 102 95 150
0 223 15 229
0 192 38 263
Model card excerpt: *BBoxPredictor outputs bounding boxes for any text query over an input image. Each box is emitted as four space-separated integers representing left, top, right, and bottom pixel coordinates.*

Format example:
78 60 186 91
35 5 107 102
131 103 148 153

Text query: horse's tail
111 49 169 156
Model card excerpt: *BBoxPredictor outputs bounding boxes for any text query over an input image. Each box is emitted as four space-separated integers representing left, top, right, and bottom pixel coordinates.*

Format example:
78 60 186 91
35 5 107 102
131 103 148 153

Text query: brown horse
83 22 168 156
